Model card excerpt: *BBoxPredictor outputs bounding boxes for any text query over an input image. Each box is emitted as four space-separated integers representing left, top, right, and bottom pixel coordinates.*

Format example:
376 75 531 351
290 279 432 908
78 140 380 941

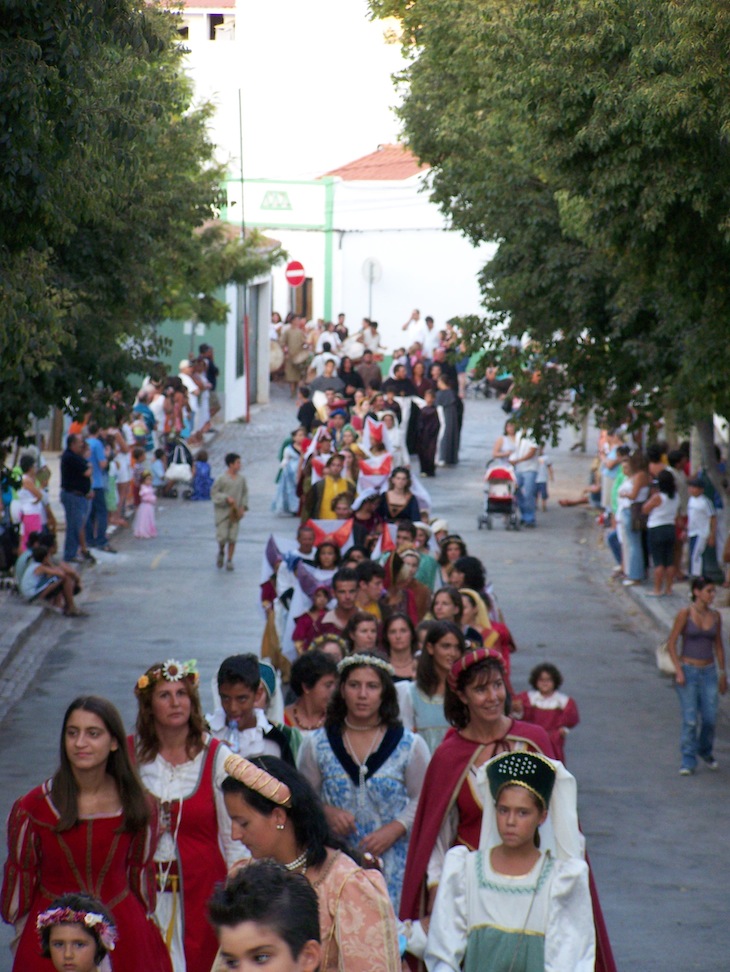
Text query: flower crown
37 907 118 952
135 658 199 694
337 653 395 677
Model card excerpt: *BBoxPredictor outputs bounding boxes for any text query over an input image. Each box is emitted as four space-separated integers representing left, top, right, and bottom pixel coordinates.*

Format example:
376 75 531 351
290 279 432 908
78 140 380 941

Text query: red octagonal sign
285 260 306 288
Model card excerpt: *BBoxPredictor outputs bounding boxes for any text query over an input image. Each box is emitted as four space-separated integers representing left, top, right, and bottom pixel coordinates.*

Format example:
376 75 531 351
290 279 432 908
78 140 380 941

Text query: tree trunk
693 418 728 501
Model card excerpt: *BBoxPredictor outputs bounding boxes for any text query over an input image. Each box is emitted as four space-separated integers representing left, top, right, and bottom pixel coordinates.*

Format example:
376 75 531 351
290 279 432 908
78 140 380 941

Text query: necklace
344 727 384 805
344 718 382 732
283 849 309 873
291 705 325 731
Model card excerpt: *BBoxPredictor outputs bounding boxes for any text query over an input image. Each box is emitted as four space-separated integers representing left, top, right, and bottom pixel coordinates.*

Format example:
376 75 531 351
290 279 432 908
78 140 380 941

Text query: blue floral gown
299 725 429 910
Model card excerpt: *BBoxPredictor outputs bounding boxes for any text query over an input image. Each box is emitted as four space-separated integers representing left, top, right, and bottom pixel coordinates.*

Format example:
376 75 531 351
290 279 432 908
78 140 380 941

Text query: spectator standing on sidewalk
666 577 727 775
85 421 115 553
212 453 248 571
687 477 717 578
509 425 539 528
60 434 92 563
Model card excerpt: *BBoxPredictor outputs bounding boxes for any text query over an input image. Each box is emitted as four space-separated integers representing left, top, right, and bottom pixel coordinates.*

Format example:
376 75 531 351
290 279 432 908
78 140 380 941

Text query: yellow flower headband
135 658 200 695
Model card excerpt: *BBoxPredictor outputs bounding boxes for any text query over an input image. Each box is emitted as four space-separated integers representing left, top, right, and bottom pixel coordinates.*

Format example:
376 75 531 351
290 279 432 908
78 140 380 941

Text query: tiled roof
179 0 235 9
321 143 428 181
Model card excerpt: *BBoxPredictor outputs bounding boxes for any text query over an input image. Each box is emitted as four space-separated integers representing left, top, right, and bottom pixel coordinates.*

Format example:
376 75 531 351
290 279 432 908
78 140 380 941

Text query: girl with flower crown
37 893 117 972
1 697 172 972
298 653 430 909
128 659 238 972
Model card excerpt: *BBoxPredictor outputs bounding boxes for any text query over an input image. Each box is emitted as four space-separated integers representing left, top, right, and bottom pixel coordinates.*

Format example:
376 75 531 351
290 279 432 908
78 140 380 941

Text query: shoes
216 552 224 569
99 545 116 554
703 757 719 770
64 608 89 618
678 767 694 776
83 550 96 563
226 561 234 572
71 555 85 565
524 522 536 529
622 579 638 587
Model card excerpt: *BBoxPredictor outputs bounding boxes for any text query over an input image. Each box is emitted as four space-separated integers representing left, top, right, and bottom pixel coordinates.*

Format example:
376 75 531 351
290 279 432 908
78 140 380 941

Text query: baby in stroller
478 460 520 530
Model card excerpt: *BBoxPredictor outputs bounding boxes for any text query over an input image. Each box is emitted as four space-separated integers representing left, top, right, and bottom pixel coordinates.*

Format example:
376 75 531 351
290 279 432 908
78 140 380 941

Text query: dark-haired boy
207 654 297 765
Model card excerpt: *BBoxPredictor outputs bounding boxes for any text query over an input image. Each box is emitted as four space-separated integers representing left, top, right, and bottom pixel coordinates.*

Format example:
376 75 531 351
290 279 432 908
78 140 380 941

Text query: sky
184 0 407 180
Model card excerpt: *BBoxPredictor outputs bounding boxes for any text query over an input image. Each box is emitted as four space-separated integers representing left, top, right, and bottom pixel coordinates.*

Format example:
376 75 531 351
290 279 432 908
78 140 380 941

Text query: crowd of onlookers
0 346 223 610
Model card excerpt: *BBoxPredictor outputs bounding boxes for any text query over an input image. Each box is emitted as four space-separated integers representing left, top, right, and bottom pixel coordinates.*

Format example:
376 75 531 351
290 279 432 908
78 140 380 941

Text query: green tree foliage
371 0 730 442
0 0 283 441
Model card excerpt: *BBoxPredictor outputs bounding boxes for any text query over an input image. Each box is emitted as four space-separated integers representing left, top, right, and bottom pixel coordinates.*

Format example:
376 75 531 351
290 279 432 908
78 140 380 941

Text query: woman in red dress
129 659 236 972
1 696 171 972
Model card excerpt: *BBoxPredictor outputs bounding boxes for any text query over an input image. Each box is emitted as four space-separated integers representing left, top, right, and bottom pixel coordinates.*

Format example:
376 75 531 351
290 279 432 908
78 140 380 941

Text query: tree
0 0 283 442
371 0 730 461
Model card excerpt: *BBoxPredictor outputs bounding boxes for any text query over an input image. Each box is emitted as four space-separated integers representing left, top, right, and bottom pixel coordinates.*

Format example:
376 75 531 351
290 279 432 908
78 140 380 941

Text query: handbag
656 640 677 676
630 501 648 532
167 462 192 483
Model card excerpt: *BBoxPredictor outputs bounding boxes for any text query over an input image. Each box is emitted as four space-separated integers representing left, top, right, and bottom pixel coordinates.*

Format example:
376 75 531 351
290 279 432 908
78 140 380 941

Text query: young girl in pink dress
134 472 157 539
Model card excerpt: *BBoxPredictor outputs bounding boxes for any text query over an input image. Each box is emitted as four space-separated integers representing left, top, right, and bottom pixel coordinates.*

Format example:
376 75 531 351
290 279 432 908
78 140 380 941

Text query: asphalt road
0 384 727 969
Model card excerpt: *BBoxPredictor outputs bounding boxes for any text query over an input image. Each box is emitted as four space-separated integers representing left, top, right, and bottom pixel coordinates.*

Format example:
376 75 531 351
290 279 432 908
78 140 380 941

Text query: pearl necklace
283 850 309 873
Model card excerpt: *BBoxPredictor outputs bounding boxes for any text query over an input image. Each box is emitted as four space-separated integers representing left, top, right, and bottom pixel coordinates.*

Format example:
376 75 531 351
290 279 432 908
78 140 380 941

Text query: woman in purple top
666 576 727 775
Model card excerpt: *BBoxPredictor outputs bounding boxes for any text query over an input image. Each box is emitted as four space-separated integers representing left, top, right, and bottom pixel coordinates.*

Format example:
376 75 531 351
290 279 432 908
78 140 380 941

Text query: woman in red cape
399 649 616 972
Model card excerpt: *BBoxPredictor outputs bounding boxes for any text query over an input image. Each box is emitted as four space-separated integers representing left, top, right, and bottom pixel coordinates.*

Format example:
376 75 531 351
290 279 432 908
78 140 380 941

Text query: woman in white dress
425 751 594 972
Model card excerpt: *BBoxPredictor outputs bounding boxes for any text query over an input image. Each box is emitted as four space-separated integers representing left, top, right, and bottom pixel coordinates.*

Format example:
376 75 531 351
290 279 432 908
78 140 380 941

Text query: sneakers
216 552 224 569
678 767 694 776
703 757 719 771
622 579 638 587
226 561 235 572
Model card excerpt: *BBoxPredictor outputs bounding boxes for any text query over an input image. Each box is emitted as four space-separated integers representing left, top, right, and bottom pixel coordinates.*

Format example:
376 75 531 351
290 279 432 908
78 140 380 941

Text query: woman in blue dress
272 427 306 516
298 652 430 910
396 621 466 754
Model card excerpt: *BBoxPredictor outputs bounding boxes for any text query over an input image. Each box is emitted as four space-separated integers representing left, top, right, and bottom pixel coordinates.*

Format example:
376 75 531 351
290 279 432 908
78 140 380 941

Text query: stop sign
285 261 306 288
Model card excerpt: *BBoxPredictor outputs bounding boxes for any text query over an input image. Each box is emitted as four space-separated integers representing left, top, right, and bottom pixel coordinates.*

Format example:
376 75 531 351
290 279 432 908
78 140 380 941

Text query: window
208 13 224 39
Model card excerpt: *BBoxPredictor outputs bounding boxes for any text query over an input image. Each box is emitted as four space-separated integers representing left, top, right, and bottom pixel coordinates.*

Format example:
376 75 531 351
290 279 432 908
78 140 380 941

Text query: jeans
516 469 538 525
88 487 108 548
606 527 622 565
676 663 718 769
620 508 645 581
60 491 89 560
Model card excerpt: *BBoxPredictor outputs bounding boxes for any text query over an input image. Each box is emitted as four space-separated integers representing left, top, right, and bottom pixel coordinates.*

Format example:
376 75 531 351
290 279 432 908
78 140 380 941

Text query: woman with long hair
642 468 680 595
219 754 400 972
298 654 429 909
129 659 237 972
382 612 419 682
344 611 380 654
396 621 466 754
429 586 464 625
272 427 307 517
437 535 467 584
377 467 421 524
666 576 727 774
1 696 171 972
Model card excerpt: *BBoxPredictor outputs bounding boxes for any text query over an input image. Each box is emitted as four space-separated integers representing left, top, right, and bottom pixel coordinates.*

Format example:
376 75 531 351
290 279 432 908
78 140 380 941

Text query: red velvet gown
1 781 172 972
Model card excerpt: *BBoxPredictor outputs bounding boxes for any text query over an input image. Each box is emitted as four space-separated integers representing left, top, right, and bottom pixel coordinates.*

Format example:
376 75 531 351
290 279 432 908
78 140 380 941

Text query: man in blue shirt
86 420 115 552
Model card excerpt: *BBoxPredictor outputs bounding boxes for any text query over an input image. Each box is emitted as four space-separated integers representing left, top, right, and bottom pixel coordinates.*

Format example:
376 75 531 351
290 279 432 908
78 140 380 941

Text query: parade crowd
13 309 728 972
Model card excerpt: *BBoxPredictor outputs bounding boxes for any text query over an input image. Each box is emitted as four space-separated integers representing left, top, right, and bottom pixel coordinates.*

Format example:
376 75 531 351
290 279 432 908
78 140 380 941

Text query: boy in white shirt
687 477 716 577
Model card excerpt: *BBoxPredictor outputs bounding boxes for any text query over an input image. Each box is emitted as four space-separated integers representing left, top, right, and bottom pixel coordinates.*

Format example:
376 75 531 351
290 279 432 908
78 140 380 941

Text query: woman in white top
491 420 517 461
617 451 650 585
642 469 680 596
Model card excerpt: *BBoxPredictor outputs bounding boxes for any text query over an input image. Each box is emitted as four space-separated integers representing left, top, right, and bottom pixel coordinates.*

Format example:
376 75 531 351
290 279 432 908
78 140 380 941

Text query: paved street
1 384 728 969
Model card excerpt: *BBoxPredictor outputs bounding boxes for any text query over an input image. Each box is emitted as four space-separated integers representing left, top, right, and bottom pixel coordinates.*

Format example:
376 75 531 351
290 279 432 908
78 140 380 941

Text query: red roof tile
321 143 428 182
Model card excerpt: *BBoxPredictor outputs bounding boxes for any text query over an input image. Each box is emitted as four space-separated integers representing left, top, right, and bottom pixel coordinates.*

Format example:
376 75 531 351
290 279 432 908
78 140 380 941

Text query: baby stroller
478 460 520 530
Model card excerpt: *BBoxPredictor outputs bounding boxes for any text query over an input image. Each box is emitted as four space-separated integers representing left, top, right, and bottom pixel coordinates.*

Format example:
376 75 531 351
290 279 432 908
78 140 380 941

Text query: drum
291 349 311 366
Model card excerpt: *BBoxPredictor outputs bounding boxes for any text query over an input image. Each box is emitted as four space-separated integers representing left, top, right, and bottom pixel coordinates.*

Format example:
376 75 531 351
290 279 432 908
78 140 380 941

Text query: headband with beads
447 647 504 692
